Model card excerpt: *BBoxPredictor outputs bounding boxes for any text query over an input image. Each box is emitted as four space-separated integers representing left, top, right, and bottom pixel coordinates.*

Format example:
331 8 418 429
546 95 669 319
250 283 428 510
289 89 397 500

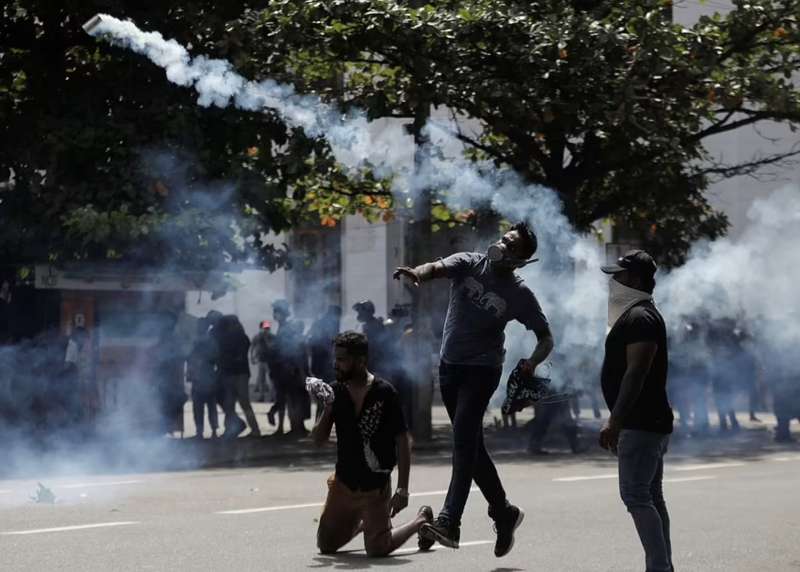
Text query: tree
236 0 800 265
0 0 394 273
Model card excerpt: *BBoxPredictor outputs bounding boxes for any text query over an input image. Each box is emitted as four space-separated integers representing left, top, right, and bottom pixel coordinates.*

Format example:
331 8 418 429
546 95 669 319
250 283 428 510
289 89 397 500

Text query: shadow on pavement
309 552 416 569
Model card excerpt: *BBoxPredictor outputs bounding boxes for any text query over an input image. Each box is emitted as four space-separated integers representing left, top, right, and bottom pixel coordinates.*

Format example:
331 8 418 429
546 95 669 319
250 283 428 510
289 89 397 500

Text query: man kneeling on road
311 331 433 557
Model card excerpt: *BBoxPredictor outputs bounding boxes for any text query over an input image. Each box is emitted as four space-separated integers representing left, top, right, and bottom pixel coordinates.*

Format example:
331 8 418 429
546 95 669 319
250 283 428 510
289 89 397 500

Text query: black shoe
419 516 460 549
266 410 276 427
416 506 435 551
490 504 524 557
527 446 551 456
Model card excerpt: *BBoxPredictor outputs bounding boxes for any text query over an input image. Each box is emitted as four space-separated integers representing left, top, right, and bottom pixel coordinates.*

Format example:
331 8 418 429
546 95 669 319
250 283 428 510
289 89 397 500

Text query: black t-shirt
332 378 407 491
601 301 674 434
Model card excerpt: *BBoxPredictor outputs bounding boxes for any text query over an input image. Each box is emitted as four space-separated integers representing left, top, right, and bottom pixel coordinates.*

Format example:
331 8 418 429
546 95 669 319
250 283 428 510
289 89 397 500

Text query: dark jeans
618 430 672 572
438 361 507 526
192 388 218 436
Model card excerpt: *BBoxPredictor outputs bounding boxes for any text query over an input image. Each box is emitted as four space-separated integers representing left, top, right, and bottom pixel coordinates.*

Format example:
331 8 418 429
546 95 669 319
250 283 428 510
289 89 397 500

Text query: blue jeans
438 362 507 525
618 430 673 572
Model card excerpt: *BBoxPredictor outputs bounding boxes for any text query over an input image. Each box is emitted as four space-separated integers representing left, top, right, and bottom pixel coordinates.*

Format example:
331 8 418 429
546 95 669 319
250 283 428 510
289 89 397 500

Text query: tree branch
690 109 800 142
693 145 800 181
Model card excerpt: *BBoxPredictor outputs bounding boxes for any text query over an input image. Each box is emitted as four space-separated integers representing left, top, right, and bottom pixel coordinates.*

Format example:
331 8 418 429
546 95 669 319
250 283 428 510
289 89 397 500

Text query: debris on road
31 483 56 504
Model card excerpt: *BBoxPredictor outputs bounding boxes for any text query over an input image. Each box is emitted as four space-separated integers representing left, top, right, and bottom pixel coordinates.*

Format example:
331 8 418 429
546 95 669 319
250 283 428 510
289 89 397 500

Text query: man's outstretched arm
392 260 447 287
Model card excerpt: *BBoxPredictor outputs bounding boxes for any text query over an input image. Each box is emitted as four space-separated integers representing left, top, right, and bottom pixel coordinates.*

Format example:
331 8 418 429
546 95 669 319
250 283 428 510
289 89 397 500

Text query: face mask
487 242 538 269
607 277 652 328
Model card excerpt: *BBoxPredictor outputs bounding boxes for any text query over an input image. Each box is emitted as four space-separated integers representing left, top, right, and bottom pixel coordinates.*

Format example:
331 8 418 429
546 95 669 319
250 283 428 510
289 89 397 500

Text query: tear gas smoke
82 15 799 426
82 14 608 387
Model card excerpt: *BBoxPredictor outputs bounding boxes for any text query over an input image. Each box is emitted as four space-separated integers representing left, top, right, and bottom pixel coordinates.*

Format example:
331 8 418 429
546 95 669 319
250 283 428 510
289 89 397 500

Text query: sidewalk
175 399 795 469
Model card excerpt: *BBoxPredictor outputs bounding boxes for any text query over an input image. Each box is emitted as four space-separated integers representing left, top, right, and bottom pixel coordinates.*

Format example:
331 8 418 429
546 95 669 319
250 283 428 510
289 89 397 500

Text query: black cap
353 300 375 314
601 249 657 278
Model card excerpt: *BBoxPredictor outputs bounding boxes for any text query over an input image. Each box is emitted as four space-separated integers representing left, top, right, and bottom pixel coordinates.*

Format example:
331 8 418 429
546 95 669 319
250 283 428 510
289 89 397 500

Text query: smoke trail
87 15 800 418
85 15 406 175
85 14 611 390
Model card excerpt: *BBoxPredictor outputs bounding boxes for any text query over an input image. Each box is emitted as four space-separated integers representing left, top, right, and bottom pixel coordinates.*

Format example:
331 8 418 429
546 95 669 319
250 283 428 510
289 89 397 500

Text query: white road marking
218 502 323 515
216 487 474 515
1 521 139 536
553 474 618 482
394 540 493 555
663 476 717 483
56 480 143 490
410 487 478 498
772 455 800 462
555 465 744 482
672 462 745 472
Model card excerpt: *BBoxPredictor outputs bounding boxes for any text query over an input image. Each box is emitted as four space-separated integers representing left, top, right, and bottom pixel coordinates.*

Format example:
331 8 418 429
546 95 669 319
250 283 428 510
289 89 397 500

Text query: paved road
1 439 799 572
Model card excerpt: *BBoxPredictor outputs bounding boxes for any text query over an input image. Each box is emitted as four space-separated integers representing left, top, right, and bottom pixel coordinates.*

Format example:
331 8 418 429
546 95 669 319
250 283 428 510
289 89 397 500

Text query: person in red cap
599 249 675 572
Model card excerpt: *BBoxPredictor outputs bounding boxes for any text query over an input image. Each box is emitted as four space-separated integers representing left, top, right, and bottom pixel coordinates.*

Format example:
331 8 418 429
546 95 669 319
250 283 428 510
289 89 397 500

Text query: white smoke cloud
660 186 800 371
88 14 800 392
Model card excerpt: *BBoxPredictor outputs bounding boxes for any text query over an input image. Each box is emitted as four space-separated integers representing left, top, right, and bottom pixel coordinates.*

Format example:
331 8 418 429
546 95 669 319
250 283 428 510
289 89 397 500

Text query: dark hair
510 222 538 259
334 330 368 357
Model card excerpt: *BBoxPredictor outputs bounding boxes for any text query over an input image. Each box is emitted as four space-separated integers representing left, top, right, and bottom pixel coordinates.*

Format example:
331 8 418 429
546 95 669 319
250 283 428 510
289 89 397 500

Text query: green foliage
2 1 799 268
237 0 800 264
0 0 371 269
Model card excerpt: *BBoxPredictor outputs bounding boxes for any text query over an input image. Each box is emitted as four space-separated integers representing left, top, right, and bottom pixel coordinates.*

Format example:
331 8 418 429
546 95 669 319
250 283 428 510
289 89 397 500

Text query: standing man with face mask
600 250 675 572
393 222 554 557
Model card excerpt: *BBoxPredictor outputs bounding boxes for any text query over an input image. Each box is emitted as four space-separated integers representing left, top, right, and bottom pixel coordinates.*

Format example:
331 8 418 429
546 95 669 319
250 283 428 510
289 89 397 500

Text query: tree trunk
406 101 433 441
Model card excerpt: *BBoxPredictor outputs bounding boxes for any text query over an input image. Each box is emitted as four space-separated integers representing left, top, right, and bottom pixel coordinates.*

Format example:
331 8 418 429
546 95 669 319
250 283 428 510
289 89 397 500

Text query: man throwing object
394 222 554 557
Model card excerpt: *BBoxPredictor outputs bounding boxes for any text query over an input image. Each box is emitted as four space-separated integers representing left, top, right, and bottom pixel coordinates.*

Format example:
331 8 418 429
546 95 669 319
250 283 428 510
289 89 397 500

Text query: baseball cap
601 249 657 278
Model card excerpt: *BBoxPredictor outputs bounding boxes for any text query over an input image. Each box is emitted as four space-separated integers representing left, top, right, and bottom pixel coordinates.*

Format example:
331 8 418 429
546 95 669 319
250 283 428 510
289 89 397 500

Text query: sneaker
490 504 524 557
419 516 460 549
416 506 435 551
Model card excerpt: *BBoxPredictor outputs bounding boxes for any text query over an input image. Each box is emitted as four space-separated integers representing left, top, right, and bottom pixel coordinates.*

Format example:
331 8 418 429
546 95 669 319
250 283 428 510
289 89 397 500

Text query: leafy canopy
236 0 800 265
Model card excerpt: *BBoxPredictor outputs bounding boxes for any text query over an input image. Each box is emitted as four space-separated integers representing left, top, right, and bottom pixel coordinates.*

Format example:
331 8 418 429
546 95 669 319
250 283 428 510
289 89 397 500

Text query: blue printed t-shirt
439 252 550 367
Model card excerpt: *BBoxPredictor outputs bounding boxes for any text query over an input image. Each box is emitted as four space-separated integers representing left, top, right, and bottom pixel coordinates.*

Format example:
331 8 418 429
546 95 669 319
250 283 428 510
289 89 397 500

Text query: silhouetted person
187 318 220 439
267 300 308 436
707 319 741 433
528 399 581 455
353 300 389 377
309 305 341 383
65 318 96 428
152 318 187 436
215 315 260 438
250 320 273 402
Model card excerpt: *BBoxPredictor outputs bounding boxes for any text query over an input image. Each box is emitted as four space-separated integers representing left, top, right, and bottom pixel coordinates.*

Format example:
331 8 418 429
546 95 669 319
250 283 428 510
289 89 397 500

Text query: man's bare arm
528 329 555 370
311 404 334 446
519 328 554 375
395 431 411 490
392 260 447 287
